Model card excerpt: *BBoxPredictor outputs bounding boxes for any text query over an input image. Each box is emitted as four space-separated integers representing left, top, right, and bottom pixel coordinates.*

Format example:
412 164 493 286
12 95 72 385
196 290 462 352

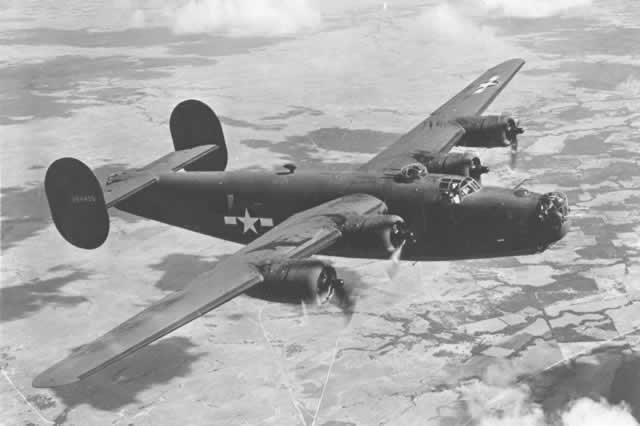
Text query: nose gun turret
536 192 570 247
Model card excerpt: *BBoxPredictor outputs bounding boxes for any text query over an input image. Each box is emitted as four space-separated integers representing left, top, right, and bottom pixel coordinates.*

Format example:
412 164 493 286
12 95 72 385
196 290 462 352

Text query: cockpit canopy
439 176 481 203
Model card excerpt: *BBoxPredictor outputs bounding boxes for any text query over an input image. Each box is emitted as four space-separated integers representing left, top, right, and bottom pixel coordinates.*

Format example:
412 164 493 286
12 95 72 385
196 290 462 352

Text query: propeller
469 157 490 182
505 117 523 168
390 221 415 249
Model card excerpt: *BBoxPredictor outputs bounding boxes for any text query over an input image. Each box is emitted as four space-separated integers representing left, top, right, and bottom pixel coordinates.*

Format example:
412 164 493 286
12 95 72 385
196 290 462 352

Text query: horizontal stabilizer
45 144 218 249
103 144 218 207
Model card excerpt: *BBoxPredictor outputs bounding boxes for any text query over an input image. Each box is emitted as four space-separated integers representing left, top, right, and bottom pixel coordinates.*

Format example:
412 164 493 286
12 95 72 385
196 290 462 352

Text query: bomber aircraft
34 58 569 387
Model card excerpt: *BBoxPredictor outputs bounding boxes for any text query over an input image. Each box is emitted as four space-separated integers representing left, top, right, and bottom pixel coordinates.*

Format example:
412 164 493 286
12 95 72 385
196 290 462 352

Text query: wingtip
488 58 525 74
32 375 52 388
32 366 79 388
504 57 525 66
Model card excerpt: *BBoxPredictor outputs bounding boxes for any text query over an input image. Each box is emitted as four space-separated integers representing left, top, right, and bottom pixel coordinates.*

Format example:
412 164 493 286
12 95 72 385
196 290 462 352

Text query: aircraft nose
536 191 570 246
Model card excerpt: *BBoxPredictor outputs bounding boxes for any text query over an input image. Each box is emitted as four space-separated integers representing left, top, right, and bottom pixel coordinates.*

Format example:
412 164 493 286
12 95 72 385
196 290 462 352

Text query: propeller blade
385 240 405 280
332 281 356 324
505 116 523 170
509 136 519 169
390 240 405 263
300 300 309 326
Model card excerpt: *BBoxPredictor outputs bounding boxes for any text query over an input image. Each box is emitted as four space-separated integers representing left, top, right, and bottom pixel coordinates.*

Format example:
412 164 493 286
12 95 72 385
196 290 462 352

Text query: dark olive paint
117 169 568 260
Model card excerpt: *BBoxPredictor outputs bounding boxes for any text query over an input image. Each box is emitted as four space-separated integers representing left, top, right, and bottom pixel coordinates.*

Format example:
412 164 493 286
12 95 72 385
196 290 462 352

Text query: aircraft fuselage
116 169 569 260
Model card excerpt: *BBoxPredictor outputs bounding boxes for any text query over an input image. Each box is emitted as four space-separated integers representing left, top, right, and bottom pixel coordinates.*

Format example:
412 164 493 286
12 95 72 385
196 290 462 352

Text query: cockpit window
439 176 481 203
458 177 481 196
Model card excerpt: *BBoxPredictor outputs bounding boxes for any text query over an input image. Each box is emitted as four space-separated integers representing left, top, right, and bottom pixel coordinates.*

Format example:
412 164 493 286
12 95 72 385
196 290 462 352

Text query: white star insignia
237 208 259 234
473 75 500 94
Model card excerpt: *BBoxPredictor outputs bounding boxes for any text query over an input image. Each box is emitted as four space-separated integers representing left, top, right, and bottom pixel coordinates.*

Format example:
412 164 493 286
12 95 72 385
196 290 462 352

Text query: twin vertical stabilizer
44 99 227 249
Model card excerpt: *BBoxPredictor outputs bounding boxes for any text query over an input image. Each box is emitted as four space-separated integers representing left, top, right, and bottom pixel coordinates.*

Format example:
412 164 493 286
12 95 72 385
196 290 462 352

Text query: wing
358 122 465 173
359 58 524 173
239 193 386 260
33 193 386 387
32 260 263 388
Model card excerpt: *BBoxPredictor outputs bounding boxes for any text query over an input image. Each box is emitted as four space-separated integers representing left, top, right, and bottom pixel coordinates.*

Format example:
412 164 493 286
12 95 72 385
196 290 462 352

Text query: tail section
45 98 226 249
45 145 219 249
170 99 227 171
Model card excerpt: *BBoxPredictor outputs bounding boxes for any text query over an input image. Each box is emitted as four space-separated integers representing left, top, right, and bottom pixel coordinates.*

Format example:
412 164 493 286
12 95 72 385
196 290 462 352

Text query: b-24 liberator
34 58 569 387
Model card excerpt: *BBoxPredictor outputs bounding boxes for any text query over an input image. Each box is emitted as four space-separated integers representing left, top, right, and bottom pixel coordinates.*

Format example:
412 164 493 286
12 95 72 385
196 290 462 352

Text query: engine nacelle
456 114 523 148
425 151 489 181
342 214 412 253
256 259 340 304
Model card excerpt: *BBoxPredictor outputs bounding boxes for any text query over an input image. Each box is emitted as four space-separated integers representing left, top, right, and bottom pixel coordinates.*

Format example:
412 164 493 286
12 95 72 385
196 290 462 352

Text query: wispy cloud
462 359 639 426
157 0 322 37
412 0 593 58
475 0 592 18
415 3 502 47
420 3 492 40
561 398 639 426
617 76 640 97
461 359 545 426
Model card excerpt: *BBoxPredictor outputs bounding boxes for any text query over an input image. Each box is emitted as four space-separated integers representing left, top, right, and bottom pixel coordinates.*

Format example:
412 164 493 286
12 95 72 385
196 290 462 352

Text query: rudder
45 158 109 249
170 99 228 171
